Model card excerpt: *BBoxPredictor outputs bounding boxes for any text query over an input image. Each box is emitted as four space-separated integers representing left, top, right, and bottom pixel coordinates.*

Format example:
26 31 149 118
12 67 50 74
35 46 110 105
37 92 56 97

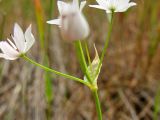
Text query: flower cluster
0 1 137 119
0 0 136 60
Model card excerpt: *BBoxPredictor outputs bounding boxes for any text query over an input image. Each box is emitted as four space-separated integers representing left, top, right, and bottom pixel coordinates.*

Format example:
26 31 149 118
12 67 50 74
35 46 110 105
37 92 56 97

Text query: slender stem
22 55 90 87
84 41 92 66
92 89 102 120
96 13 114 75
75 40 92 83
77 40 88 69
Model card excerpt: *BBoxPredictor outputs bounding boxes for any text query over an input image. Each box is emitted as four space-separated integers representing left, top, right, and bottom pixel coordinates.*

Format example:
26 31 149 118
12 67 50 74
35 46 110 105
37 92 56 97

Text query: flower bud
61 8 89 41
47 0 90 41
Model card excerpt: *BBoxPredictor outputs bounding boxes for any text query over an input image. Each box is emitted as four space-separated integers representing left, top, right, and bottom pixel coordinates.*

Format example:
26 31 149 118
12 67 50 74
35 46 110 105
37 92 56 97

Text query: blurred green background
0 0 160 120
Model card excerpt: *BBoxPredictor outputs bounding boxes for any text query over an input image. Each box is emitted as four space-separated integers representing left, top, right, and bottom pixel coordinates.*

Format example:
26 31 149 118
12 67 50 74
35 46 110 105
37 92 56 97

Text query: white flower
89 0 136 13
47 0 90 41
0 23 35 60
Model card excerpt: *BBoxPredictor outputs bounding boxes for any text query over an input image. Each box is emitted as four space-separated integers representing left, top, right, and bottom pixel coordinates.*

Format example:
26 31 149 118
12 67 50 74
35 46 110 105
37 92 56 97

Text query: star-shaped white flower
89 0 136 13
0 23 35 60
47 0 90 41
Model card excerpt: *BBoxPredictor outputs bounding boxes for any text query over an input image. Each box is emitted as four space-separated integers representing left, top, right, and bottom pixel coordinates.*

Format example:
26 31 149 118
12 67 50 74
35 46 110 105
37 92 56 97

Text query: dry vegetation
0 0 160 120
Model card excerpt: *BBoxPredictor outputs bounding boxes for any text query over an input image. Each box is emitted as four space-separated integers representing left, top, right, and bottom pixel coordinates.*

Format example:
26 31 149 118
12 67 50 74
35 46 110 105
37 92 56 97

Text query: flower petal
96 0 107 8
0 53 18 60
89 5 106 10
116 2 136 12
129 2 137 7
57 1 68 14
0 41 19 59
72 0 79 9
7 38 17 50
80 1 86 11
13 23 25 52
24 25 35 52
47 19 61 26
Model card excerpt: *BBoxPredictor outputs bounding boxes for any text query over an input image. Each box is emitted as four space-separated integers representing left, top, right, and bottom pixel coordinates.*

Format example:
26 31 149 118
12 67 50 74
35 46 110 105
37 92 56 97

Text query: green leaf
84 45 101 85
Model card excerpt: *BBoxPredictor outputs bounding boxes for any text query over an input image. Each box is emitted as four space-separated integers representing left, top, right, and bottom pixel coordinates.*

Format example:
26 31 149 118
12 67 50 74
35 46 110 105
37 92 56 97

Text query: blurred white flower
47 0 90 41
0 23 35 60
89 0 136 13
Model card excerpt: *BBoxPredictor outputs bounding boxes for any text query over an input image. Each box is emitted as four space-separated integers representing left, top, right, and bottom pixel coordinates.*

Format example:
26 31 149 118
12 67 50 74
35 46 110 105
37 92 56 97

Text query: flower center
109 5 116 13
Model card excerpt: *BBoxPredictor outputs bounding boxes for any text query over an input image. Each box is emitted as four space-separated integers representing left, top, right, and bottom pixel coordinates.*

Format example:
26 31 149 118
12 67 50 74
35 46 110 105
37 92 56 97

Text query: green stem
92 89 102 120
22 55 90 87
96 13 114 75
75 40 92 83
84 41 91 66
77 41 88 69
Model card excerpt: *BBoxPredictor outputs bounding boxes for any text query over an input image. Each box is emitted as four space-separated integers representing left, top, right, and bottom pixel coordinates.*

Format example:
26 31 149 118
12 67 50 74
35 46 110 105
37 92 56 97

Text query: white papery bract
47 0 90 41
0 23 35 60
89 0 136 13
